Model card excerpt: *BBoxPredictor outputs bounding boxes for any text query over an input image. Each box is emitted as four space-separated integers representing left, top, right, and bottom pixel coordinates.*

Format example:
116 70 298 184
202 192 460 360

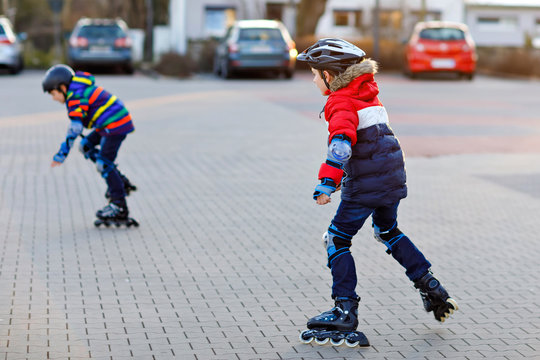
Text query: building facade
164 0 540 56
464 0 540 47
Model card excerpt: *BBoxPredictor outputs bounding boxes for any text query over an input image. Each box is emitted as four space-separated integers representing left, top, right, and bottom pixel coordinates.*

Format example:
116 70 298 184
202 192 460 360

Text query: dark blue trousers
329 200 431 299
85 130 126 202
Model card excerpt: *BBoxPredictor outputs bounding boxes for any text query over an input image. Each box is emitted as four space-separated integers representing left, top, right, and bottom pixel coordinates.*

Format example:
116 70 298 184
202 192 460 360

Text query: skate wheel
447 298 459 311
314 337 329 345
115 222 121 227
94 220 101 227
345 339 360 347
299 331 313 344
330 338 345 346
104 222 111 227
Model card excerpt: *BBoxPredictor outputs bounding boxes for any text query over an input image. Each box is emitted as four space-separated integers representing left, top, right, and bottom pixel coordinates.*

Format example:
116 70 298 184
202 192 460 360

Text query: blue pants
328 200 431 299
85 130 127 201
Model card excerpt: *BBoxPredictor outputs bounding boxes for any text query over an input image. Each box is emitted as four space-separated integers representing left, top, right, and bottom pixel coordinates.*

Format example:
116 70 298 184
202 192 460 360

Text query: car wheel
284 69 294 79
124 64 134 75
465 72 474 81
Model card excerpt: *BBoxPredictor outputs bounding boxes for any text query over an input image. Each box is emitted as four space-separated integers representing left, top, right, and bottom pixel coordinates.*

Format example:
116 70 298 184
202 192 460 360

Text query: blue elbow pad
67 121 83 139
328 138 352 163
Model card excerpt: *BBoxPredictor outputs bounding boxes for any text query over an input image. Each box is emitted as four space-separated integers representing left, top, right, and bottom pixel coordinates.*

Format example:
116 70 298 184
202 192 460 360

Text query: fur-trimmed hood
329 59 378 92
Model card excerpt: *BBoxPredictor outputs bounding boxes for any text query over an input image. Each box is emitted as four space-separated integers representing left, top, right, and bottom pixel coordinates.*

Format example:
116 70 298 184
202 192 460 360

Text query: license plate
431 59 456 69
249 45 272 54
90 46 112 53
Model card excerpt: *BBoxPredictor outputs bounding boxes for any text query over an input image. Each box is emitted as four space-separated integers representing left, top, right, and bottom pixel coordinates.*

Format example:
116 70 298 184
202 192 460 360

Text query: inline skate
299 296 369 347
94 202 139 228
414 271 458 322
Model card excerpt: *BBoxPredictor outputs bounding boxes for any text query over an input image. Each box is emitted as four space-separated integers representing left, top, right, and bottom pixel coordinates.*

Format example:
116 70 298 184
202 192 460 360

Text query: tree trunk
296 0 327 37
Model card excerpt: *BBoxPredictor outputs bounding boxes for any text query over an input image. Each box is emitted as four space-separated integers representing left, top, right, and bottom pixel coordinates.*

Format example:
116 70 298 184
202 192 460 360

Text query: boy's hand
313 178 336 203
316 193 331 205
51 160 62 167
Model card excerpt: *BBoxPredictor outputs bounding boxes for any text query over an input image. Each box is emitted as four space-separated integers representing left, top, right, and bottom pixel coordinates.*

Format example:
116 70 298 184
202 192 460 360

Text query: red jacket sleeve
316 96 359 184
325 95 359 146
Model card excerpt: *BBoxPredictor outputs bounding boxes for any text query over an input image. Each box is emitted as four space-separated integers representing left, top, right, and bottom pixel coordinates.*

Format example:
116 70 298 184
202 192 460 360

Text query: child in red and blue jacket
43 64 136 221
297 39 458 340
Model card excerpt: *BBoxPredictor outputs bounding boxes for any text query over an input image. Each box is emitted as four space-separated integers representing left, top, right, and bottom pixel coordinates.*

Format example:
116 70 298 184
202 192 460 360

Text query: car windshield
78 25 125 38
419 28 465 41
0 25 5 36
238 28 284 42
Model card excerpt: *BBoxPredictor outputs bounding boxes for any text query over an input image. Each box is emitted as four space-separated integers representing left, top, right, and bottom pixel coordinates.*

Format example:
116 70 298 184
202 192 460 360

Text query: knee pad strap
373 222 404 255
325 225 353 268
79 137 98 162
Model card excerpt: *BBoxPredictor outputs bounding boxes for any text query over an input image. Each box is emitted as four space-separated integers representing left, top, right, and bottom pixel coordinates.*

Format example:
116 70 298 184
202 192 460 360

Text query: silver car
214 20 297 79
0 16 24 74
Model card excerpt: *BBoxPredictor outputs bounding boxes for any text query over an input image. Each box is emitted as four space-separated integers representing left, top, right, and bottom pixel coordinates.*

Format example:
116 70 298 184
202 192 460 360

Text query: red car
404 21 477 80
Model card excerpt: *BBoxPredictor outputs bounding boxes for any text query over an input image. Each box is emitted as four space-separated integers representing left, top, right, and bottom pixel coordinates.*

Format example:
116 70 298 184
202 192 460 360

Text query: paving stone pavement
0 72 539 359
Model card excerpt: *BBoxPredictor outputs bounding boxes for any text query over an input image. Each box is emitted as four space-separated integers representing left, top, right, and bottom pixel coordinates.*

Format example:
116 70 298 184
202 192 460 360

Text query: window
419 28 465 41
205 6 236 37
333 10 362 28
379 10 403 29
477 16 517 31
238 28 284 42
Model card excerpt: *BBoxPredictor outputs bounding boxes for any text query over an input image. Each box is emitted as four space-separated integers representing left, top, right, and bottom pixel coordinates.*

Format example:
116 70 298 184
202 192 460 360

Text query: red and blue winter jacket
319 59 407 207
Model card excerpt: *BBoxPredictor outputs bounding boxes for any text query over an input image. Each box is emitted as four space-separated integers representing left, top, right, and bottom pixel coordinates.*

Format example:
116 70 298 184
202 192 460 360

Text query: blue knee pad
95 156 115 179
79 137 98 162
373 222 405 255
324 224 353 268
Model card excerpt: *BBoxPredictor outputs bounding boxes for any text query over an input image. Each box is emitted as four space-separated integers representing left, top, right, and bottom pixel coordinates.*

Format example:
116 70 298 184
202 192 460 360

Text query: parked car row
3 16 477 81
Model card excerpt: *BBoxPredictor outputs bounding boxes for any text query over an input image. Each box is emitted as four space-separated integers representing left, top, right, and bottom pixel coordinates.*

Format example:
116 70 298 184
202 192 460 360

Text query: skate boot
105 174 137 199
94 201 139 228
414 271 458 322
299 297 369 347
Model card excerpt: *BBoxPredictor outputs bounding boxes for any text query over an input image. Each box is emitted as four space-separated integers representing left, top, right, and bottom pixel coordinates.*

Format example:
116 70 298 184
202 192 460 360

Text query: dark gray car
0 16 24 74
214 20 297 79
68 18 133 74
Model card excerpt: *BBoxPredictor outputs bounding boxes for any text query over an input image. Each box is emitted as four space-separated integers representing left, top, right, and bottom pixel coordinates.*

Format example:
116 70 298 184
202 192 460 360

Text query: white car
0 16 24 74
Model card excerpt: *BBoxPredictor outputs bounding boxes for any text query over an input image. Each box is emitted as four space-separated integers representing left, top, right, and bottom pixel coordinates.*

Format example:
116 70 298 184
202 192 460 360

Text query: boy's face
311 68 332 96
49 88 66 104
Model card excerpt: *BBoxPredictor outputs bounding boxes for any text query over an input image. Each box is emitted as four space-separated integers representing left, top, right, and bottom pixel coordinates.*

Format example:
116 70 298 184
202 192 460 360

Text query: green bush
23 42 62 69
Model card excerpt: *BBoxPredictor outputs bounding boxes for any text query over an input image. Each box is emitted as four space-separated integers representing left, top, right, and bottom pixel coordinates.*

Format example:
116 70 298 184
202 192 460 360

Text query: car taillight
114 37 132 48
70 37 88 48
287 41 298 58
228 43 239 53
0 36 13 44
414 43 425 52
462 44 471 52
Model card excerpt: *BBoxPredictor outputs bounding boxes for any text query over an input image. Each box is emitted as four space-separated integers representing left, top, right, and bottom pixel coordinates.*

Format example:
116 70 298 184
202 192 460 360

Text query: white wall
466 7 540 46
316 0 464 38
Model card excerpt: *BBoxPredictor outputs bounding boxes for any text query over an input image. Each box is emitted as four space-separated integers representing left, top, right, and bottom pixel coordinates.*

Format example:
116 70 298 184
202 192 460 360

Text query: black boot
307 296 359 332
414 271 458 322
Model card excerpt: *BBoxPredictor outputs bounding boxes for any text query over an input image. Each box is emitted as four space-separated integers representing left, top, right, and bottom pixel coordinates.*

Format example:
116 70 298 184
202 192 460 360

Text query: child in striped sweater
43 64 136 222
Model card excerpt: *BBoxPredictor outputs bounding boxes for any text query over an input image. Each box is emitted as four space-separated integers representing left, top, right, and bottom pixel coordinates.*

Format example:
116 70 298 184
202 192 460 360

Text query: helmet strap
319 70 331 90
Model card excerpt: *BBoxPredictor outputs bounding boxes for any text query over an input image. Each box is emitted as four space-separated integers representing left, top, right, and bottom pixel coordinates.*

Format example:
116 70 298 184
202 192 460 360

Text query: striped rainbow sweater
66 71 134 136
